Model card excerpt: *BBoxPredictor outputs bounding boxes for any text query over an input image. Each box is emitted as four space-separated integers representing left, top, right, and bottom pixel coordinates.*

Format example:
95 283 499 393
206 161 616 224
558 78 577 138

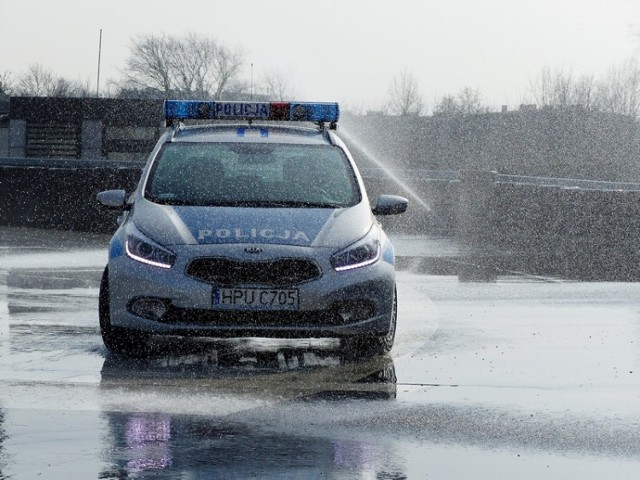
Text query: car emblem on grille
244 246 264 254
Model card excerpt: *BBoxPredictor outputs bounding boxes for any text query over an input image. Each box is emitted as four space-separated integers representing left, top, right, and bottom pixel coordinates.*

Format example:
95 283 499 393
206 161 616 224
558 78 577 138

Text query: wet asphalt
1 226 640 479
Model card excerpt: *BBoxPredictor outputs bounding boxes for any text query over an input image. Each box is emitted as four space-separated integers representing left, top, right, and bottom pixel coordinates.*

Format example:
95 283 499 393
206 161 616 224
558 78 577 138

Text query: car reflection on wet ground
98 343 400 479
100 338 398 401
2 226 640 479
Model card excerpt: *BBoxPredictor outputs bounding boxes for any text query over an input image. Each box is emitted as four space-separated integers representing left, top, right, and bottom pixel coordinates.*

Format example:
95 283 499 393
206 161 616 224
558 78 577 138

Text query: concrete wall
3 97 640 280
8 97 163 161
342 109 640 182
490 183 640 280
0 127 7 156
2 159 639 280
0 161 142 234
363 169 640 281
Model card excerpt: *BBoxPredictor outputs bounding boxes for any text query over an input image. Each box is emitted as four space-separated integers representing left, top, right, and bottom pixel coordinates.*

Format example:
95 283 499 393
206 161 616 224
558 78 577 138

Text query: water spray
339 125 432 212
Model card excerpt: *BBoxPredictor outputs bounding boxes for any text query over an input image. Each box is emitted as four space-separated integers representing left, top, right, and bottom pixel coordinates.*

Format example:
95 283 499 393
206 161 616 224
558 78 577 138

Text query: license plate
213 287 299 310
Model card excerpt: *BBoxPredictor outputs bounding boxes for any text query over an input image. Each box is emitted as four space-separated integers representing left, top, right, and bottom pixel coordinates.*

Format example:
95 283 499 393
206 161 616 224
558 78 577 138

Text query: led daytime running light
125 236 175 269
332 237 381 272
333 243 381 271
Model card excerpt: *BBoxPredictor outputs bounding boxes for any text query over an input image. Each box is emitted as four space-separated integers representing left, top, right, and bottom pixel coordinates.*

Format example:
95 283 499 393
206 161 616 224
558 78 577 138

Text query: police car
97 100 408 357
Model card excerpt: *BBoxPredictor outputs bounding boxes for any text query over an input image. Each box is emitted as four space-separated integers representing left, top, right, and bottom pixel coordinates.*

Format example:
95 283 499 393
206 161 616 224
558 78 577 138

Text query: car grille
160 300 376 328
162 307 341 327
186 257 322 286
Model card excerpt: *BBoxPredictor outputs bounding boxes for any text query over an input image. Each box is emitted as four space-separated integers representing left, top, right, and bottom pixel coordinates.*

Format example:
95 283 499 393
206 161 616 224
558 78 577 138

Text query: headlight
125 227 176 269
331 228 381 272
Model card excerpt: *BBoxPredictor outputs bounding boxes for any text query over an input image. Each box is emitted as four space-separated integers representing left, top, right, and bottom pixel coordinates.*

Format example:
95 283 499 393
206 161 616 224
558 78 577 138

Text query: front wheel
340 286 397 358
99 267 150 356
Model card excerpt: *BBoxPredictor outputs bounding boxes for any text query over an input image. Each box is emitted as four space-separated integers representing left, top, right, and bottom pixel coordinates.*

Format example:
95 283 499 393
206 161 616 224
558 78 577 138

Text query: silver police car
97 100 407 357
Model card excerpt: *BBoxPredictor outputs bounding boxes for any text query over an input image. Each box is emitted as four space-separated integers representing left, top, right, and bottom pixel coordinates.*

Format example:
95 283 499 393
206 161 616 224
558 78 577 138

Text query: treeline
2 33 640 119
371 62 640 119
0 33 292 103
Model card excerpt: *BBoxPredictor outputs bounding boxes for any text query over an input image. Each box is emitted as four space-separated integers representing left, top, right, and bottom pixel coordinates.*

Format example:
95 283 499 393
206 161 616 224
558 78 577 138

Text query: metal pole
96 29 102 97
250 63 254 101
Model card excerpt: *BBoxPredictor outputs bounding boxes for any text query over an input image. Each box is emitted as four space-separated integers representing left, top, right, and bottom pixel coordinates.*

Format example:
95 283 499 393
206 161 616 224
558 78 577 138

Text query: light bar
164 100 339 124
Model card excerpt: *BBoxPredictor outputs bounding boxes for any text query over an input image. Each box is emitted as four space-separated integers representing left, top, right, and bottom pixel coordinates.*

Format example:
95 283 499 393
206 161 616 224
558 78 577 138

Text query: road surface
0 227 639 479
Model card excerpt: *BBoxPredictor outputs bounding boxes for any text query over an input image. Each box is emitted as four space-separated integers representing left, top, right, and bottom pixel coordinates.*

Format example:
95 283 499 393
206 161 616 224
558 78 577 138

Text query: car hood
131 199 374 248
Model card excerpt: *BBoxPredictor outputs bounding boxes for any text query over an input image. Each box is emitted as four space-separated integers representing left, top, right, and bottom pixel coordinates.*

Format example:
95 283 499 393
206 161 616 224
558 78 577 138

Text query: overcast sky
1 0 639 111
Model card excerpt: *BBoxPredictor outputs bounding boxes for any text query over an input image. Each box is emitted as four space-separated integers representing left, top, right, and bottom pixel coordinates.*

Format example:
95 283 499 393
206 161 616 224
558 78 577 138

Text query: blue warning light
164 100 339 125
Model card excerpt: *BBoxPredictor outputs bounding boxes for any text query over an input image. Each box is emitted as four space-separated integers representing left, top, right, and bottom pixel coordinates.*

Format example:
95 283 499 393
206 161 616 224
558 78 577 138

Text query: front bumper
107 241 396 338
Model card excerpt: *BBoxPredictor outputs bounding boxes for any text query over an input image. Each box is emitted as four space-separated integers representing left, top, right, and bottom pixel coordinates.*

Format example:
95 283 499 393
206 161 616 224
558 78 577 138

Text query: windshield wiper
256 200 344 208
151 198 345 208
151 197 198 206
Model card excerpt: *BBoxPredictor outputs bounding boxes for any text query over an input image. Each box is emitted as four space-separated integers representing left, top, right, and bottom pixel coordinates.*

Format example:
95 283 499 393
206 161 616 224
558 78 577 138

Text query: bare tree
433 87 489 116
14 64 89 97
48 77 92 97
528 63 640 117
15 64 55 96
387 69 424 116
432 95 457 115
121 33 245 99
529 67 568 107
261 70 295 101
572 75 597 109
594 59 640 118
220 79 251 100
528 67 596 109
124 34 174 96
0 71 13 95
209 43 245 98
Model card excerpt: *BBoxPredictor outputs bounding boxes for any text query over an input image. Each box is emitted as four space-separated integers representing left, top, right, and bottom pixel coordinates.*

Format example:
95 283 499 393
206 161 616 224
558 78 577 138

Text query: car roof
167 123 337 146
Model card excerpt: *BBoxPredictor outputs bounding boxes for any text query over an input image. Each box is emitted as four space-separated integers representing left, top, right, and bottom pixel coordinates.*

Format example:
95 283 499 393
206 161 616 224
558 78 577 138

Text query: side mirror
372 195 409 216
97 189 127 209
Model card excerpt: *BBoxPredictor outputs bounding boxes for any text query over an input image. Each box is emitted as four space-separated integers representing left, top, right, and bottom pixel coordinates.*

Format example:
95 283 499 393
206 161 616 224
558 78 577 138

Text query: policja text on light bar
164 100 340 125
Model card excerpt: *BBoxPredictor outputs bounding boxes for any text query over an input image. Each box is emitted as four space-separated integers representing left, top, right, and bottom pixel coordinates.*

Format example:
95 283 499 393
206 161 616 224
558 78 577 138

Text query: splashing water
339 126 432 212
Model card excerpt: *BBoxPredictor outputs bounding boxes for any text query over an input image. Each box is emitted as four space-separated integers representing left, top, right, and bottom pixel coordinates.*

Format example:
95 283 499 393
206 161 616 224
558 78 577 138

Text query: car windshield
144 142 361 208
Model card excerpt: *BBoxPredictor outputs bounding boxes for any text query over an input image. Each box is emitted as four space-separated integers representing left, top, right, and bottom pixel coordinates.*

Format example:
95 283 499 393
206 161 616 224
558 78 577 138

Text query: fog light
337 301 375 323
130 298 168 321
339 310 355 322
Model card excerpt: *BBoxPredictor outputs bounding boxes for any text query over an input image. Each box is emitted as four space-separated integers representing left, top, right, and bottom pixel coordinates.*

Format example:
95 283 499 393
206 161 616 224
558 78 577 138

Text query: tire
99 267 150 356
341 286 397 358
